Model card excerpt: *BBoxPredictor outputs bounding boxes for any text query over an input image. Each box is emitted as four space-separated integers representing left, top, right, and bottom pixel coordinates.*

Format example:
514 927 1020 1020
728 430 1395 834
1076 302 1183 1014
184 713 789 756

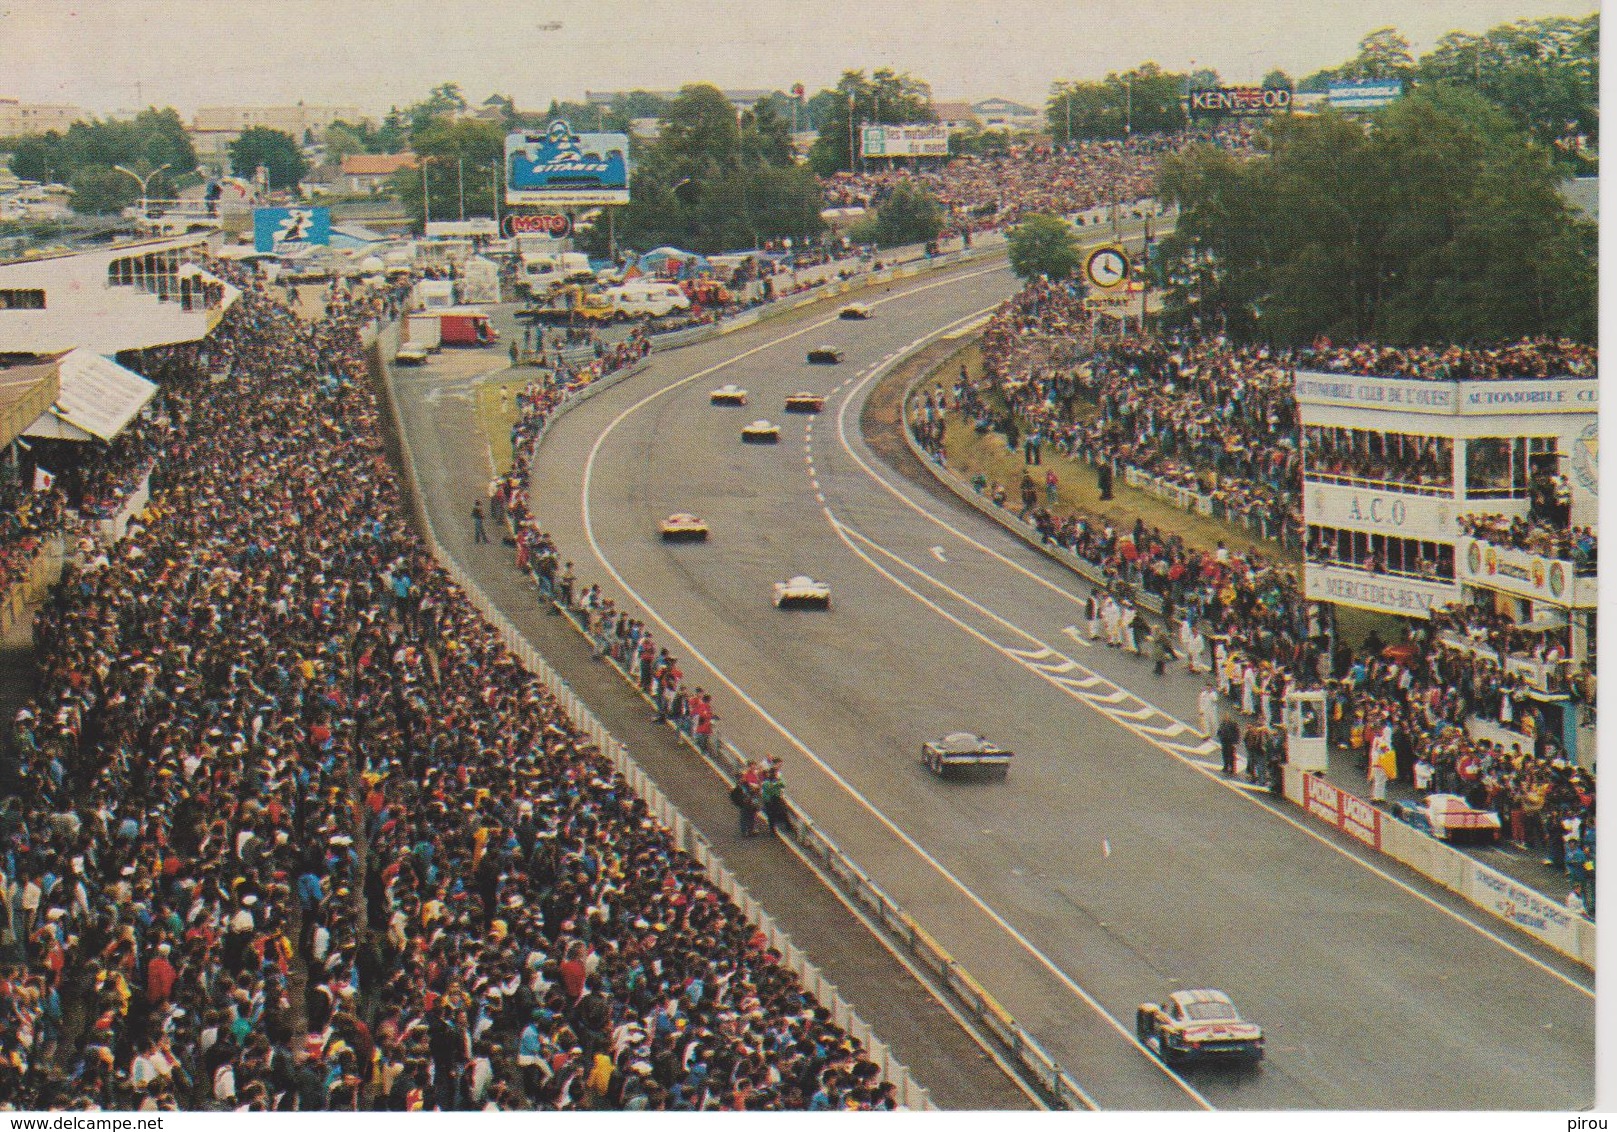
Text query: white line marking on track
575 276 1211 1110
1061 625 1094 649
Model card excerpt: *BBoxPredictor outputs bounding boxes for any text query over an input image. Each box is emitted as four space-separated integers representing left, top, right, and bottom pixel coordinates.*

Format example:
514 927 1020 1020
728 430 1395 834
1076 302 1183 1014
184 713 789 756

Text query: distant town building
338 153 419 194
930 102 979 134
0 99 85 138
190 104 367 165
585 89 776 115
971 97 1042 133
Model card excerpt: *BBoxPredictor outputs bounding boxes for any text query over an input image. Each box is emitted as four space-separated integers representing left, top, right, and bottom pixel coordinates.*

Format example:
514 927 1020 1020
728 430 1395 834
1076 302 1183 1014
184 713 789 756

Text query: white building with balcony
1296 368 1597 664
0 235 239 355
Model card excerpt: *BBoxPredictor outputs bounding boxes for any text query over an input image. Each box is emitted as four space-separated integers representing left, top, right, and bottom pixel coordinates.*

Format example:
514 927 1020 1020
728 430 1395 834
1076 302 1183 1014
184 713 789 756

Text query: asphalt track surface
510 257 1598 1111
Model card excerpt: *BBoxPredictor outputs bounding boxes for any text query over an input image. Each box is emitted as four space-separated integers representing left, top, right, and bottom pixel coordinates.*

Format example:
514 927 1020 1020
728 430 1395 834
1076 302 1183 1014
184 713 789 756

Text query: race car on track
1136 989 1264 1068
773 575 831 609
839 303 873 320
783 392 825 414
710 383 749 405
659 513 709 542
807 346 844 364
741 419 781 444
921 732 1011 779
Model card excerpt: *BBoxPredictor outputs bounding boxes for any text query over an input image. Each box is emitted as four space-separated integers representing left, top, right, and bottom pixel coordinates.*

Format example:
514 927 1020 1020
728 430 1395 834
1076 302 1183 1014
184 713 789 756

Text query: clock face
1086 247 1128 289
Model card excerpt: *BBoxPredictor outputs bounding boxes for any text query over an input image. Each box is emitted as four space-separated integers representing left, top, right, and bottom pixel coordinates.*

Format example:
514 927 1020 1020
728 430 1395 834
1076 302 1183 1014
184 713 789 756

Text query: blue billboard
505 120 630 207
1327 80 1403 112
253 206 332 254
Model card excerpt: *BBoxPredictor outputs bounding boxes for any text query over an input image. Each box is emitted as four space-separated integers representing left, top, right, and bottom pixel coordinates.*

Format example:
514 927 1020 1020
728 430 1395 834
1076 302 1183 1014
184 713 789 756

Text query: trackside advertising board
1188 86 1291 117
253 206 331 253
1328 80 1403 111
1302 773 1383 850
861 125 949 158
505 121 630 207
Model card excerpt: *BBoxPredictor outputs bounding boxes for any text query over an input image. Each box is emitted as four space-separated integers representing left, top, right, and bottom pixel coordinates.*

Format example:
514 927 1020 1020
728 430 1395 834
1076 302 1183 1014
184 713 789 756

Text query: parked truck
437 308 499 346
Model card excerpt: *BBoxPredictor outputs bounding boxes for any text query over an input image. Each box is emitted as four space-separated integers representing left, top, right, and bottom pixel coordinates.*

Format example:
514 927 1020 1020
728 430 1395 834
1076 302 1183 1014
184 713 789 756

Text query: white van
603 282 691 318
518 252 594 297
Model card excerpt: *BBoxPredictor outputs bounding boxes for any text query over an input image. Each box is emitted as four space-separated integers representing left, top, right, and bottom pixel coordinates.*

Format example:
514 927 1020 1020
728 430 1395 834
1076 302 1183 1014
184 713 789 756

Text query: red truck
435 308 499 347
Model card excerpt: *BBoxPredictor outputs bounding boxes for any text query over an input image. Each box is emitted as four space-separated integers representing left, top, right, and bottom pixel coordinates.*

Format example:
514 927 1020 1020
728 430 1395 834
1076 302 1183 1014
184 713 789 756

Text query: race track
522 258 1595 1111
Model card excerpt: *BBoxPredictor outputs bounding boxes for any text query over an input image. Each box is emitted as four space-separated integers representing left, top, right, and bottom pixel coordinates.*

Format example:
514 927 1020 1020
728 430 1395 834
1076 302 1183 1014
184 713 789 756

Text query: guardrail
503 359 1094 1111
369 324 936 1110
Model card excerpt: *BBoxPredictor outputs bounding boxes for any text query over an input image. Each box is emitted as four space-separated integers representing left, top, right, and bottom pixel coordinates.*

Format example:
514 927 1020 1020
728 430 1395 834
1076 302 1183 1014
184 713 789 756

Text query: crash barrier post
900 350 1596 970
372 325 936 1110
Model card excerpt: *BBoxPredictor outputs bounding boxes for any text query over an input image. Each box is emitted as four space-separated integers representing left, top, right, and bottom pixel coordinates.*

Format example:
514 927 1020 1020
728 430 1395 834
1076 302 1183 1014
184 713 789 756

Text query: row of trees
6 109 197 214
1155 86 1595 345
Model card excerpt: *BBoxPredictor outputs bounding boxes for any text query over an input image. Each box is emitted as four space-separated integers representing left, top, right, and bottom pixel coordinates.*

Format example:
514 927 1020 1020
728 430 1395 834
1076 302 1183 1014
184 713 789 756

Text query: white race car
921 732 1011 778
1136 989 1264 1068
741 419 781 444
773 575 830 609
784 392 826 414
659 513 709 542
710 383 749 405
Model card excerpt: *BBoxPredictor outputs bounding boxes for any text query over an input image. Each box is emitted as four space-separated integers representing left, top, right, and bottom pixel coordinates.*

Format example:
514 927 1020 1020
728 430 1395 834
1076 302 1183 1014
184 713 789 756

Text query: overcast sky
1 0 1598 118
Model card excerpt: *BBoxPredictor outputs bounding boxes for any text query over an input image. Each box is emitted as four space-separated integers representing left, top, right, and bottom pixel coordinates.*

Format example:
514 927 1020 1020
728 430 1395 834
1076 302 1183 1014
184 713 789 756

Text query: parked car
394 346 429 367
1136 989 1264 1068
1392 793 1502 843
807 347 844 364
784 392 825 413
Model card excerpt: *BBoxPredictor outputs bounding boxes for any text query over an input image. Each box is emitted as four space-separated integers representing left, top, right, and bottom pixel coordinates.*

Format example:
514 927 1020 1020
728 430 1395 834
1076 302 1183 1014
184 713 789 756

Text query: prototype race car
807 347 844 364
1136 989 1264 1068
783 392 826 414
773 575 830 609
839 303 873 320
659 513 709 542
1392 793 1502 843
922 732 1011 779
710 383 749 405
741 419 781 444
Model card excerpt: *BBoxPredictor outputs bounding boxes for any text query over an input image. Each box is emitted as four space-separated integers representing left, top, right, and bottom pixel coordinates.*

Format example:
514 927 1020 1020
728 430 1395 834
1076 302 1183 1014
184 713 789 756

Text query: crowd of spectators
1458 513 1596 572
0 481 68 607
0 264 889 1111
1296 338 1598 381
822 128 1257 230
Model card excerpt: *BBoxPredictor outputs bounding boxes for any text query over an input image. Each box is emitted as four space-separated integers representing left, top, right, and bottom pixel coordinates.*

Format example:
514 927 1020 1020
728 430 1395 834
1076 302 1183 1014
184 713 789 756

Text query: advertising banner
1293 372 1598 417
1302 773 1382 850
1188 86 1292 117
1328 80 1403 111
861 125 949 158
1303 565 1458 617
505 121 630 207
1468 860 1581 954
1305 481 1458 539
502 213 572 238
253 206 331 254
1459 537 1592 607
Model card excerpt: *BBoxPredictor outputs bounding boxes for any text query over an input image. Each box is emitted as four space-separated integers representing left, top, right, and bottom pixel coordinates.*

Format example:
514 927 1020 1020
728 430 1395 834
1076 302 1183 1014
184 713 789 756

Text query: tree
411 82 468 133
69 165 140 214
1155 87 1595 343
1006 213 1080 281
1262 69 1294 91
1045 63 1186 142
851 182 944 248
7 107 196 207
808 69 935 174
1349 27 1416 79
229 127 307 190
389 118 502 231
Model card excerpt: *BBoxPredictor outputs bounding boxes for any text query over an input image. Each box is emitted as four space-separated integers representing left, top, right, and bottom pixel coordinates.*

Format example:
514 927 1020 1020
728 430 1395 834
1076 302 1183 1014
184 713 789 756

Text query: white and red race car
1136 989 1264 1068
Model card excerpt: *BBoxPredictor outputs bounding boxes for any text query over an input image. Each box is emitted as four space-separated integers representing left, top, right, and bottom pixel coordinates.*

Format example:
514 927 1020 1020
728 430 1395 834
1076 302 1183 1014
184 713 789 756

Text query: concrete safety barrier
1281 767 1594 966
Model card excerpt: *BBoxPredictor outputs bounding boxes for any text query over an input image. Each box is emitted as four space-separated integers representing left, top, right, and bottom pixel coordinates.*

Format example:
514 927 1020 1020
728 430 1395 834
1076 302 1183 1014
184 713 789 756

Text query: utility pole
490 161 500 232
421 157 432 231
848 96 855 172
457 157 465 221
